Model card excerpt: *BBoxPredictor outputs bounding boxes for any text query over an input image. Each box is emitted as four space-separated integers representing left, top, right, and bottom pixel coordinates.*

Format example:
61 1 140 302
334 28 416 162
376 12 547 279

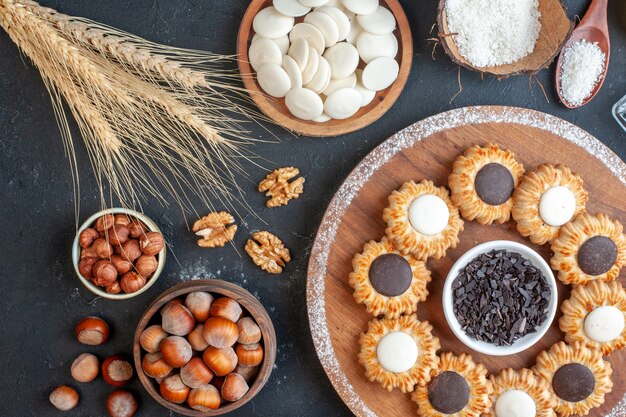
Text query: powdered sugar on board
306 106 626 417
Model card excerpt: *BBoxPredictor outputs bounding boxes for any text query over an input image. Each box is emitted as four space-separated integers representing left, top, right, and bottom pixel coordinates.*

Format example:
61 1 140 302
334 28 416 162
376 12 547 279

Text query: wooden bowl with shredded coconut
437 0 573 77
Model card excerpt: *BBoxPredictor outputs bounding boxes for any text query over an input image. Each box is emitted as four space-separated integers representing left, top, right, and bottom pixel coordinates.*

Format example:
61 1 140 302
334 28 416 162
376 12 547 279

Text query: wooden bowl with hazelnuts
133 280 277 416
72 208 166 300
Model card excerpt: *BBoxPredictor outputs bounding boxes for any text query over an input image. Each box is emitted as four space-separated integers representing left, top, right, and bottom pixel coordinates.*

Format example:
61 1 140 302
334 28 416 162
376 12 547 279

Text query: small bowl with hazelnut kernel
133 280 276 416
72 208 166 300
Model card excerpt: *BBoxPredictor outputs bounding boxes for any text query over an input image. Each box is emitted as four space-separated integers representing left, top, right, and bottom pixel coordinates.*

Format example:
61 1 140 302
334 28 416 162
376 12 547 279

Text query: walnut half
258 167 305 208
245 231 291 274
192 212 237 248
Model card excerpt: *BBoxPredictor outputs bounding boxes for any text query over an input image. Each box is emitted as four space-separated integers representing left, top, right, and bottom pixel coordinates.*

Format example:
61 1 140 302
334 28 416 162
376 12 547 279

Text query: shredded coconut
559 40 606 106
445 0 541 68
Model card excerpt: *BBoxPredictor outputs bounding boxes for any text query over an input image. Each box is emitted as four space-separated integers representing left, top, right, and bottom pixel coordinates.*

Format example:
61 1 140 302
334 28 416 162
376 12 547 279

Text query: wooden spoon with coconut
555 0 610 108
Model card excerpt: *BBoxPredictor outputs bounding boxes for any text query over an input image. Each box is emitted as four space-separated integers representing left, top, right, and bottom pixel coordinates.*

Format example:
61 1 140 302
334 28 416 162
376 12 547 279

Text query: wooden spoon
555 0 610 108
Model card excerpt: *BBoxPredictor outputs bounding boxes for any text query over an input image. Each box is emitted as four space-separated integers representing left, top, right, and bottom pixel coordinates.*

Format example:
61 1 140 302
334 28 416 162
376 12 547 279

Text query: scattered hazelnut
235 343 264 367
135 255 158 278
160 336 193 368
161 303 195 336
139 325 167 353
102 355 134 387
180 357 214 389
187 384 221 411
80 247 97 259
202 346 238 377
237 317 262 345
120 271 146 294
75 316 109 345
128 221 148 238
160 374 190 404
79 228 99 248
107 225 130 246
141 352 173 379
187 324 209 351
210 297 243 322
113 214 131 227
71 353 99 382
185 291 213 322
96 214 115 232
106 281 122 294
140 231 165 256
235 364 259 383
106 390 138 417
93 238 114 259
92 260 118 287
120 239 142 262
110 255 133 275
78 257 97 280
202 317 239 349
221 373 249 402
49 385 79 411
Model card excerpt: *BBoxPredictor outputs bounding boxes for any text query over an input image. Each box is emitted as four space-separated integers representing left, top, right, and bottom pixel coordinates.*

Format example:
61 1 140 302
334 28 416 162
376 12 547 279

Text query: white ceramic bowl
72 208 166 300
442 240 558 356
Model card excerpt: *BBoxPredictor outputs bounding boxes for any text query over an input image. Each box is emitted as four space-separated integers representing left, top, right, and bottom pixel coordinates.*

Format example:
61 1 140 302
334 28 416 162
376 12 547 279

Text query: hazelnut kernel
128 221 148 238
140 231 165 256
120 271 146 294
92 260 118 287
78 257 97 280
107 225 130 246
71 353 99 382
106 281 122 294
79 228 99 248
113 214 131 227
93 238 114 259
135 255 158 278
111 255 133 275
95 214 115 232
120 239 142 262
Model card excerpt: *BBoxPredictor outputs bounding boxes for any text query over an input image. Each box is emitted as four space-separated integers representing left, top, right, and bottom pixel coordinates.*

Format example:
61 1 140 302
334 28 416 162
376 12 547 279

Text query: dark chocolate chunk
368 254 412 297
452 249 550 346
474 163 515 205
577 236 618 276
428 371 470 414
552 363 595 403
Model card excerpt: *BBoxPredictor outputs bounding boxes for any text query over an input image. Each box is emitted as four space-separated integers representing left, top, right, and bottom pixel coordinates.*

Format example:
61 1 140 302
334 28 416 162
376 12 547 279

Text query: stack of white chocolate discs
249 0 399 122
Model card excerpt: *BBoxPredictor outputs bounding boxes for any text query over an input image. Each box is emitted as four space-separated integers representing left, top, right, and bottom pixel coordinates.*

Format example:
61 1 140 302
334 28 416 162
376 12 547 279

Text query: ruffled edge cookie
449 144 525 225
532 341 613 417
349 237 432 319
511 164 588 245
560 280 626 355
412 352 492 417
358 315 440 393
383 180 464 260
551 212 626 286
485 368 556 417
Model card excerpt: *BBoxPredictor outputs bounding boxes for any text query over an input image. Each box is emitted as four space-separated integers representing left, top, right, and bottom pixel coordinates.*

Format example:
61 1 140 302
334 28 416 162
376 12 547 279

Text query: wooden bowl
437 0 573 77
133 280 277 416
237 0 413 137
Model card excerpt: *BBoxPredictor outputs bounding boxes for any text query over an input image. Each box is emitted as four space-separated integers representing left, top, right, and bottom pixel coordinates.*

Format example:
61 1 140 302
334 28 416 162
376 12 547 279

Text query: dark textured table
1 0 624 416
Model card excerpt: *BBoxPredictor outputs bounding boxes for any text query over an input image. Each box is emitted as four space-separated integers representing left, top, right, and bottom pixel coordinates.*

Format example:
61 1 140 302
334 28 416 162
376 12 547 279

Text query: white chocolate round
342 0 378 16
584 306 625 343
298 0 329 7
274 0 311 17
282 55 303 89
356 32 398 64
495 390 537 417
252 34 290 55
304 11 340 47
362 57 399 91
323 42 359 79
355 69 376 107
288 38 310 71
316 6 351 41
324 87 361 120
305 56 331 93
539 186 576 227
249 37 283 71
357 6 396 35
408 194 449 235
322 72 356 96
289 22 326 54
285 88 324 120
257 63 292 98
302 46 320 85
313 113 331 123
346 16 363 45
376 331 418 373
253 7 295 39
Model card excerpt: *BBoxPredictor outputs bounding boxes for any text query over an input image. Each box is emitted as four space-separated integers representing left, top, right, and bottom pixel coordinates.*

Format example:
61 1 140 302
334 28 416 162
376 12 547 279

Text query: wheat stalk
0 0 264 223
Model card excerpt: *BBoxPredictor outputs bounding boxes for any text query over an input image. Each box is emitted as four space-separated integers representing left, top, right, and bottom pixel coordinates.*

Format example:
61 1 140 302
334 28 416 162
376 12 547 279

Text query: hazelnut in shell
235 364 259 383
71 353 99 382
185 291 213 322
160 374 190 404
161 303 195 336
113 214 131 226
106 281 122 294
92 260 118 287
160 336 193 368
235 343 264 367
203 317 239 349
79 228 99 248
221 373 249 402
107 224 130 246
202 346 238 377
187 324 209 351
49 385 79 411
111 255 133 275
93 238 114 259
181 357 214 388
120 271 146 294
141 352 173 379
106 390 138 417
75 316 109 345
128 221 148 238
102 355 134 387
78 257 97 280
188 384 221 411
237 317 262 345
135 255 158 278
95 214 115 232
121 239 142 262
139 325 167 353
210 297 242 322
140 231 164 256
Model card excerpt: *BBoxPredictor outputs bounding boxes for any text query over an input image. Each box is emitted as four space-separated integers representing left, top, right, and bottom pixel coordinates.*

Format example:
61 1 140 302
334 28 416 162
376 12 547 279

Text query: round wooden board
236 0 413 137
307 106 626 417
